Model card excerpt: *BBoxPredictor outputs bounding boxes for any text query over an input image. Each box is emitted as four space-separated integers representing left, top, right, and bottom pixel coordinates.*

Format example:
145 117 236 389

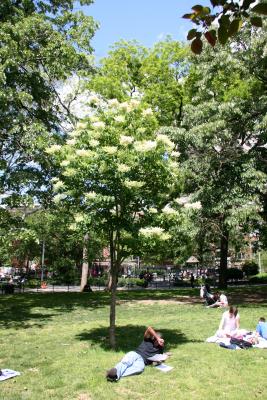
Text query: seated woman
216 305 240 338
207 292 228 308
201 283 216 306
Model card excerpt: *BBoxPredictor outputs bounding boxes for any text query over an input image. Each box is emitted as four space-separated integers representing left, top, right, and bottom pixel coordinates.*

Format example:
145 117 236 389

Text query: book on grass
147 353 169 362
155 363 173 373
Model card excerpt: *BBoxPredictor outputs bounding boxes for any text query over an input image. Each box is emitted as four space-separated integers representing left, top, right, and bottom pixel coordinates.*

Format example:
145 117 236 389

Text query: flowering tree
46 98 181 347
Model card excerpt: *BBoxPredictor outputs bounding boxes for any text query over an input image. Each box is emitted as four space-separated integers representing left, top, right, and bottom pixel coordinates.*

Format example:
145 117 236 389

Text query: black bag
230 337 253 349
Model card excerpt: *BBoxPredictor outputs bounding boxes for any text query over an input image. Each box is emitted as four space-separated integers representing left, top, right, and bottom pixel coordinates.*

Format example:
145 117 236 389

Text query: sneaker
106 368 118 382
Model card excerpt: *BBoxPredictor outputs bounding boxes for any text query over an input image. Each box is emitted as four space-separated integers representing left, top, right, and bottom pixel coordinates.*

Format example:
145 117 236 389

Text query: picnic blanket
206 333 267 349
0 369 21 381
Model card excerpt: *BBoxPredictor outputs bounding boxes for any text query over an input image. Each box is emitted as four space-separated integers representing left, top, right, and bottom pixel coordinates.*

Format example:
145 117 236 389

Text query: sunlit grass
0 287 267 400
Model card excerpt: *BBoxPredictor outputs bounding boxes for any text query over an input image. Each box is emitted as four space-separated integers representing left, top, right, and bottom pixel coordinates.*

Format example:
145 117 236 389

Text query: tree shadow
75 324 189 352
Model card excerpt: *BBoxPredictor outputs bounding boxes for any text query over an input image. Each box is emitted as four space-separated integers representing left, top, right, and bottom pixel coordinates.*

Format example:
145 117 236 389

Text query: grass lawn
1 286 267 400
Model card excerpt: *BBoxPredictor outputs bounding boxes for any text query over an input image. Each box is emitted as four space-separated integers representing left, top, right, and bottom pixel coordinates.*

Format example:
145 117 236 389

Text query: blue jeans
115 351 145 379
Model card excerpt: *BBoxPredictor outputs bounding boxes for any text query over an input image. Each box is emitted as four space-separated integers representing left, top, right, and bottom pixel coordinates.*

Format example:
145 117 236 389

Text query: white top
219 311 240 333
219 294 228 305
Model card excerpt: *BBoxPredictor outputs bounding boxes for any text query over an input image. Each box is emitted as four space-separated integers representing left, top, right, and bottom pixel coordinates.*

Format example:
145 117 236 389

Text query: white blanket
0 369 21 381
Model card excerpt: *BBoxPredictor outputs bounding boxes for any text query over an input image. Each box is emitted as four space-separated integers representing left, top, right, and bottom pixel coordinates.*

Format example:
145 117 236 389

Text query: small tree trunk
218 226 229 289
80 233 89 292
109 233 117 348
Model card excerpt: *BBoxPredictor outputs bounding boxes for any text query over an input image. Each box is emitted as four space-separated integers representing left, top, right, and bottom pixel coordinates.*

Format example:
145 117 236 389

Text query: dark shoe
106 368 118 382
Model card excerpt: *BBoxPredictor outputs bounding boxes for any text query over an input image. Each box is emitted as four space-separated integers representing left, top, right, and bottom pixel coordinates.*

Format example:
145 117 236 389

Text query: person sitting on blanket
200 284 216 306
207 292 228 308
106 326 168 382
256 317 267 340
216 306 240 338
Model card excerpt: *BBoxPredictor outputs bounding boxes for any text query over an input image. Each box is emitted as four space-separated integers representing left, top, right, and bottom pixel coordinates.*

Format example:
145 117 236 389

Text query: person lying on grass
106 326 170 382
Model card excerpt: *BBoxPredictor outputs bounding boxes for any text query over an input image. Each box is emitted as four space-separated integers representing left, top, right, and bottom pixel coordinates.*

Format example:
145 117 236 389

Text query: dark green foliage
242 260 259 277
226 267 244 281
184 0 266 53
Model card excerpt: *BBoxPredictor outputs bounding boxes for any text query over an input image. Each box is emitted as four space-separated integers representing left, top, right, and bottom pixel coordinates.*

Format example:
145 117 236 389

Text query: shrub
248 273 267 284
26 279 40 288
226 268 244 281
242 260 259 277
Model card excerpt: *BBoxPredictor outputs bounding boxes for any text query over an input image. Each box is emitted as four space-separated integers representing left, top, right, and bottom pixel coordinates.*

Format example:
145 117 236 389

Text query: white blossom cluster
139 227 170 240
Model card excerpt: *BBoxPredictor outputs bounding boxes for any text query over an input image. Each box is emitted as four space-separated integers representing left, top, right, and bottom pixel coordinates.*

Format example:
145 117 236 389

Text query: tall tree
46 98 182 347
0 0 98 208
165 25 267 287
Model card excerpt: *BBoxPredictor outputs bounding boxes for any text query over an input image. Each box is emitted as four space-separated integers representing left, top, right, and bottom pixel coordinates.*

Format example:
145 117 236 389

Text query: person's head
259 317 266 323
229 305 238 317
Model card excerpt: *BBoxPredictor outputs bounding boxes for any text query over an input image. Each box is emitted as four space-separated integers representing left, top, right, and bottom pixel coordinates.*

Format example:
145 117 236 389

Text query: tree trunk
218 226 229 289
109 233 117 349
80 233 89 292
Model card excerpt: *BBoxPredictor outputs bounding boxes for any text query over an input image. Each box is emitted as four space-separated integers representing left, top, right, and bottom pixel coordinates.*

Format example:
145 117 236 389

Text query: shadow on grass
1 286 267 329
75 324 190 352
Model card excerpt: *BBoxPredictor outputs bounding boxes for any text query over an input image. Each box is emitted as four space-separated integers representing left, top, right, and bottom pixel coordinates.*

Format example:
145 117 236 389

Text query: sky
79 0 211 59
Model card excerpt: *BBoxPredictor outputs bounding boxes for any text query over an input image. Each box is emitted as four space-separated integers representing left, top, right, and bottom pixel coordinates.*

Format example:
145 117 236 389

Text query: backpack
230 337 253 349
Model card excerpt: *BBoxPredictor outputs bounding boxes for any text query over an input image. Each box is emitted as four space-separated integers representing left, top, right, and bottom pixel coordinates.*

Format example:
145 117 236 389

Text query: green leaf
204 30 217 47
218 24 229 45
191 5 203 13
242 0 256 10
182 13 195 19
251 3 267 16
250 16 263 27
210 0 220 7
202 7 211 15
191 38 203 54
228 19 242 37
187 29 198 40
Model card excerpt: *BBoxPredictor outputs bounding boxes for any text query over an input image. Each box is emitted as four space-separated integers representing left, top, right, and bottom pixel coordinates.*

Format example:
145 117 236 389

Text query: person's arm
144 326 164 347
219 313 225 331
235 315 240 330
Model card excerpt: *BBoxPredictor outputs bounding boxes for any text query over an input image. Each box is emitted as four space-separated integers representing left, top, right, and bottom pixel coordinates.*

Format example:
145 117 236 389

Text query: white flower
119 101 131 112
171 151 180 158
85 191 97 199
175 196 191 205
108 98 120 107
76 149 93 157
66 138 76 146
53 193 67 203
184 201 202 210
142 108 153 116
117 164 131 173
124 180 145 189
76 122 88 130
102 146 117 155
69 223 77 231
119 135 134 145
129 99 140 109
60 160 70 167
139 227 170 240
134 140 157 152
114 115 125 123
92 121 105 130
89 139 99 147
62 168 76 177
156 134 175 149
162 205 177 215
87 94 100 105
45 144 61 154
148 207 158 214
53 180 65 192
74 214 84 223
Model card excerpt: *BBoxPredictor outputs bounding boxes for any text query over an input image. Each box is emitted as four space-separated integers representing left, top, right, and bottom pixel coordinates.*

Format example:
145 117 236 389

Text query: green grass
1 287 267 400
